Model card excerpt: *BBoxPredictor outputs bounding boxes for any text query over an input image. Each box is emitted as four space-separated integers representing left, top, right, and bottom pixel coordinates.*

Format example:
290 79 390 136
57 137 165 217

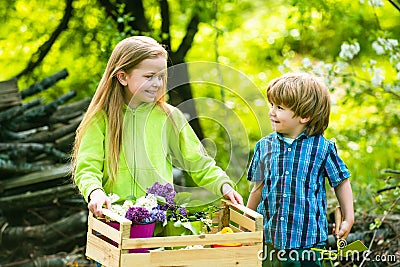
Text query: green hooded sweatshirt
74 102 234 202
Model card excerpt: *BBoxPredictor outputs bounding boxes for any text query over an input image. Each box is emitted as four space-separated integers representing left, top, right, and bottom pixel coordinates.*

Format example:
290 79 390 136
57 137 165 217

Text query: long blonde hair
266 72 331 136
72 36 168 182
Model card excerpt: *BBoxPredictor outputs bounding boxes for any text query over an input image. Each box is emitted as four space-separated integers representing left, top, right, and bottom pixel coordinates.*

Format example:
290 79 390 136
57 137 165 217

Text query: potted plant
105 193 166 253
145 182 218 237
105 182 218 250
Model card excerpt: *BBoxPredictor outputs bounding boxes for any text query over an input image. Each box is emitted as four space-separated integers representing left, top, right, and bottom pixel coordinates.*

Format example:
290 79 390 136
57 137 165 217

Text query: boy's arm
334 179 354 239
246 182 263 211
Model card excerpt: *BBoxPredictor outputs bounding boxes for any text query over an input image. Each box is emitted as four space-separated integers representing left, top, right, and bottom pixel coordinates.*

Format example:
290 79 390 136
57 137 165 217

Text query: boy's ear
300 117 310 124
116 71 127 86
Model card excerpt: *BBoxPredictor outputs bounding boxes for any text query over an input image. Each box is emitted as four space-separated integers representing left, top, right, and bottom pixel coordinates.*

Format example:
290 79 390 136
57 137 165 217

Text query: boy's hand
221 183 244 205
87 188 111 217
338 220 353 239
333 220 353 240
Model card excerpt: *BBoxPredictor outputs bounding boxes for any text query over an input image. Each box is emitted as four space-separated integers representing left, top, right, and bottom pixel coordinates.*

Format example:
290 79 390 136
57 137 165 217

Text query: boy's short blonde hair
266 72 330 136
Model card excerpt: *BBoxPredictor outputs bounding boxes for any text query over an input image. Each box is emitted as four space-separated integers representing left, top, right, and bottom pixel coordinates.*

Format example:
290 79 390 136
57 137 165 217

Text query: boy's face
268 103 309 139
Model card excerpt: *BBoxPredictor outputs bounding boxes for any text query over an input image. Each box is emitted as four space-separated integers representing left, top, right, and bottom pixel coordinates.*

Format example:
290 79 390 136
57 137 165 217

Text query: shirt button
288 148 292 152
283 194 287 197
285 171 289 175
280 217 284 221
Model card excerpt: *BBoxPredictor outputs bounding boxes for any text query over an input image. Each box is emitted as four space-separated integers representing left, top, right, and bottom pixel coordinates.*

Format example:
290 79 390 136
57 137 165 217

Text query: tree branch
173 14 200 63
125 0 150 33
16 0 73 79
98 0 150 34
159 0 171 49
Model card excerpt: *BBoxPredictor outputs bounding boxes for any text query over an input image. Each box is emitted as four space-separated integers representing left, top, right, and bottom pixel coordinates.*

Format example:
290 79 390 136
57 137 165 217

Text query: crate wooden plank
225 200 263 220
86 233 121 267
229 208 256 232
121 231 262 249
91 217 123 244
121 246 261 267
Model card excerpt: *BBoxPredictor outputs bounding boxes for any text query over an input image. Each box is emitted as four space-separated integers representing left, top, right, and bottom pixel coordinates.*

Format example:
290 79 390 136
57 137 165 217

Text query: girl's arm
334 178 354 239
168 107 242 202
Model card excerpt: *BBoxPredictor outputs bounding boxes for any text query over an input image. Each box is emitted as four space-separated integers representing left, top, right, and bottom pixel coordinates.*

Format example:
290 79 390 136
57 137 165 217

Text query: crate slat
121 231 261 249
91 216 123 244
229 208 256 231
86 234 121 267
120 246 261 267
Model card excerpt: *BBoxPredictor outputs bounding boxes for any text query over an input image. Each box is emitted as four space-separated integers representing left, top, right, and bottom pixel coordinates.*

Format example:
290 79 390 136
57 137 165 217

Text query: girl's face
120 56 167 108
268 103 309 139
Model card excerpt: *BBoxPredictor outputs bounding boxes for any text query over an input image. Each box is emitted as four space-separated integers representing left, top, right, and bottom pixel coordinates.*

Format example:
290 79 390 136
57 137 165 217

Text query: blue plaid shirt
247 132 350 249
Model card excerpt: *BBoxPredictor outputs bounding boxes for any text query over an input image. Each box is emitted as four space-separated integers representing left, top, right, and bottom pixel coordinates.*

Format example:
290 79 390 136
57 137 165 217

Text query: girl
72 36 243 217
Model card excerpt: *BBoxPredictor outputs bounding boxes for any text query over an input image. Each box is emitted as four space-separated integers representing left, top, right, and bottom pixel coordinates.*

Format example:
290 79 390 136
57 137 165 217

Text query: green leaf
180 221 203 235
156 195 167 205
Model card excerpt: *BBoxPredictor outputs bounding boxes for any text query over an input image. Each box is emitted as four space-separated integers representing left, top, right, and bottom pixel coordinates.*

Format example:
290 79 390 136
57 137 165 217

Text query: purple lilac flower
178 207 187 216
150 208 166 223
146 182 176 209
125 206 150 224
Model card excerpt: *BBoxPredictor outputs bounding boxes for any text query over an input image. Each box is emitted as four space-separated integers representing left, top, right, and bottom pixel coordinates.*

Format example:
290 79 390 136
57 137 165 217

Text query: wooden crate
86 199 264 267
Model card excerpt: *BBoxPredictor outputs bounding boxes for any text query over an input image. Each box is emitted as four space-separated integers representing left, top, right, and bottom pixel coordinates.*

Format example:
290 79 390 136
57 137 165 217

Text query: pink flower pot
107 221 155 253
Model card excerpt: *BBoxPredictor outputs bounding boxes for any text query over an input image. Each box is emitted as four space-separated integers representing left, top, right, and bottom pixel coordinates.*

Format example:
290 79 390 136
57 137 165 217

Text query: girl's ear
116 71 128 86
300 117 310 124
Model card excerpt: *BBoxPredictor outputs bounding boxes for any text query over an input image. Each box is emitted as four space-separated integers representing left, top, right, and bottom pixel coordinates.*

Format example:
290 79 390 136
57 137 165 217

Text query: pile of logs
0 69 91 267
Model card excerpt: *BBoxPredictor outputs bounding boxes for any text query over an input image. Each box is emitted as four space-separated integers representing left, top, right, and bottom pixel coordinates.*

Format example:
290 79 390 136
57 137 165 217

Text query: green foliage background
1 0 399 214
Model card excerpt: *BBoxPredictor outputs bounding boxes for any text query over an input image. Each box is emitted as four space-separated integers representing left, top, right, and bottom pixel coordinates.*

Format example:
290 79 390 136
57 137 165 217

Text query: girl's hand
221 183 244 205
87 189 111 217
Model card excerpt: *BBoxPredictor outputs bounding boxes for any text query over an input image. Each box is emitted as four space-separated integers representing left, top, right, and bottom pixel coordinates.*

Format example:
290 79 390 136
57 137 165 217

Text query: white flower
122 200 134 210
314 61 325 76
200 217 213 229
347 141 360 151
395 62 400 71
371 67 384 87
339 42 360 60
368 0 384 6
324 63 333 72
387 39 398 49
108 193 120 204
372 41 385 55
278 64 286 73
302 57 312 68
109 200 134 217
110 204 126 217
335 61 349 73
134 194 158 210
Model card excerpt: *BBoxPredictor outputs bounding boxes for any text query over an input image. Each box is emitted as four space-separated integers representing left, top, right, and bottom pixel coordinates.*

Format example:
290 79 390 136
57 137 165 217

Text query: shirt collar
274 131 308 142
123 102 156 113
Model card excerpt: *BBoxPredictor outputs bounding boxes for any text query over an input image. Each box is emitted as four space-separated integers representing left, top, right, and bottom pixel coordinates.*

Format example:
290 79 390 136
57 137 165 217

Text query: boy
246 73 354 266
